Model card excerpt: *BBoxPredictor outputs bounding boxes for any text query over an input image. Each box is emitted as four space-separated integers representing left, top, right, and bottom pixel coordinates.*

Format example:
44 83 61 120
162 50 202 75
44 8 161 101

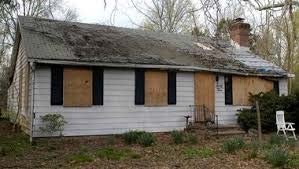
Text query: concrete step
210 130 246 136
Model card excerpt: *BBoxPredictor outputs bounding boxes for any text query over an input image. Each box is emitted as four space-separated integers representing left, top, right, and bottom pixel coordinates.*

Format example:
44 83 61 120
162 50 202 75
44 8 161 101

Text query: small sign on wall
216 84 223 91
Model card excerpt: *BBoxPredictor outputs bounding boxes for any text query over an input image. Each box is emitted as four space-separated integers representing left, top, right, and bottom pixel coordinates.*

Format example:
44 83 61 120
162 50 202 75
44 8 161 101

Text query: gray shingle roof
18 16 288 76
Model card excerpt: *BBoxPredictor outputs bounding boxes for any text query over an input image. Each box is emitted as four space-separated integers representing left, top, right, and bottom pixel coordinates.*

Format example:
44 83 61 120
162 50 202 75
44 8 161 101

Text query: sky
64 0 287 32
65 0 144 28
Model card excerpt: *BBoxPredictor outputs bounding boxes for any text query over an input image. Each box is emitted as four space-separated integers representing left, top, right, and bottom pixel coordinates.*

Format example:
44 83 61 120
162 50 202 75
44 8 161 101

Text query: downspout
29 61 35 142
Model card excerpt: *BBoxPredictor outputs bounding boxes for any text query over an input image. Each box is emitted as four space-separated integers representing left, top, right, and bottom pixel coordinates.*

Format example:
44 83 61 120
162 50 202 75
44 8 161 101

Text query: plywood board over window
232 76 274 106
194 72 215 121
144 70 168 106
63 68 92 107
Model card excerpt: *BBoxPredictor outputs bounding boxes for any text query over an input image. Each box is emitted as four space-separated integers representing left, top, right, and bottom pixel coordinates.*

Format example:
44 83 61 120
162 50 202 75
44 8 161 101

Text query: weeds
137 132 155 147
186 133 198 144
123 131 145 145
264 146 289 167
171 130 184 144
222 137 245 153
268 134 284 146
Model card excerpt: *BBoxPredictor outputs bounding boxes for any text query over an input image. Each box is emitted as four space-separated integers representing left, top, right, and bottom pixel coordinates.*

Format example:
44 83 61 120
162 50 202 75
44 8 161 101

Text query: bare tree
131 0 196 33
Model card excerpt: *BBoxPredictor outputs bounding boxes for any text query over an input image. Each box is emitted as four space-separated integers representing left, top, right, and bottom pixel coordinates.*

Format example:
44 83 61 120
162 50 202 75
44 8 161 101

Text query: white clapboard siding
279 78 288 96
215 75 249 125
32 67 194 137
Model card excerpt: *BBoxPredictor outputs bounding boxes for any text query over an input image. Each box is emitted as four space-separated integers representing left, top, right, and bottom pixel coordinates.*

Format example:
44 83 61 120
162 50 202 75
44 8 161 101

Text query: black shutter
93 68 104 105
135 69 145 105
273 81 279 95
225 75 233 105
168 71 176 105
51 65 63 105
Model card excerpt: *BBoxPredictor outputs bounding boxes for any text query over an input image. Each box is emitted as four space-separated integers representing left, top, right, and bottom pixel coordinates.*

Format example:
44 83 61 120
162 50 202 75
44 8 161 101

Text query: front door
194 72 215 122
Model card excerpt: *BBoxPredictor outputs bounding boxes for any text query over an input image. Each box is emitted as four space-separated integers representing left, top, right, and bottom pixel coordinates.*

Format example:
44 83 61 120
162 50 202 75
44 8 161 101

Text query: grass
96 147 140 160
0 122 30 157
68 151 95 163
184 147 214 158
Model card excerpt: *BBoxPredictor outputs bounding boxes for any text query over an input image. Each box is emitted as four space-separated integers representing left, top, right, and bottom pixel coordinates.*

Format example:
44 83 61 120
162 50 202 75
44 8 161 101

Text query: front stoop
188 123 246 136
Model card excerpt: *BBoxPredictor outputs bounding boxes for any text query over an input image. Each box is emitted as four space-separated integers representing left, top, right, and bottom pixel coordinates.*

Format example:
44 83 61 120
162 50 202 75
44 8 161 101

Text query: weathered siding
32 66 194 137
7 39 31 133
215 75 248 125
279 78 288 96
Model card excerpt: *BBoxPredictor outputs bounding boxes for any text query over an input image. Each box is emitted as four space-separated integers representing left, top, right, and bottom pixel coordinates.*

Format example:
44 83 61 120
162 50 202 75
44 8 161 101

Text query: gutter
29 59 288 78
29 61 35 142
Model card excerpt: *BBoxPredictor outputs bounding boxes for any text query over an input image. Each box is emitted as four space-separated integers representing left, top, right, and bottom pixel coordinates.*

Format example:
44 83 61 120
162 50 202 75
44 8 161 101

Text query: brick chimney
229 18 250 48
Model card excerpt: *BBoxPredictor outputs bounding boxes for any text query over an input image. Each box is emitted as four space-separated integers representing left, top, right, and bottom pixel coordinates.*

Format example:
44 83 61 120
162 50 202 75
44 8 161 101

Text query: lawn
1 118 299 169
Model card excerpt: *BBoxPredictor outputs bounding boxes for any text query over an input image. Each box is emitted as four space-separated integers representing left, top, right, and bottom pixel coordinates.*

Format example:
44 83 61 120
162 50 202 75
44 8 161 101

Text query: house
7 16 290 138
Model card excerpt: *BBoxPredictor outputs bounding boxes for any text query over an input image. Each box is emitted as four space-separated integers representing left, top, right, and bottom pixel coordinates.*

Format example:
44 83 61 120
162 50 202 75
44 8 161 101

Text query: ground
0 118 299 169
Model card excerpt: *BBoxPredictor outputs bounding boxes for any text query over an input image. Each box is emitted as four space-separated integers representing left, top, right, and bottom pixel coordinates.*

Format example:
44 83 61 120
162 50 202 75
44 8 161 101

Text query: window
144 70 168 106
232 76 274 106
224 75 233 105
51 66 103 106
135 69 176 106
63 68 92 107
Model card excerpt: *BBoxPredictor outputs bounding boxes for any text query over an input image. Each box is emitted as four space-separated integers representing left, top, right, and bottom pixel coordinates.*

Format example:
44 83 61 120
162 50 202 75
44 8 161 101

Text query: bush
96 147 140 160
39 113 67 136
222 137 245 153
137 132 155 147
265 146 289 167
171 130 184 144
237 91 299 132
123 131 145 145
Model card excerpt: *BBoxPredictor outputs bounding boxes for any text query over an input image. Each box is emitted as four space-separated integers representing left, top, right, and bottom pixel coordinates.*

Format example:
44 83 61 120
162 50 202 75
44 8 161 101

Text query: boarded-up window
168 71 176 105
194 72 215 118
144 70 168 106
232 76 274 105
51 65 63 105
92 68 103 105
63 68 92 107
135 69 145 105
224 75 233 105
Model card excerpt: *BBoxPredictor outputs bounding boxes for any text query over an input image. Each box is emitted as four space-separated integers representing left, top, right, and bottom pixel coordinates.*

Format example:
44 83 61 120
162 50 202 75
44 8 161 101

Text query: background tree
131 0 196 33
0 0 78 110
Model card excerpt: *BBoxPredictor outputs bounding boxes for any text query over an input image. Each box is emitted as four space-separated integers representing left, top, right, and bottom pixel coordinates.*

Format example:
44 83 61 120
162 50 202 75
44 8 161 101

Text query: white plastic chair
276 111 297 140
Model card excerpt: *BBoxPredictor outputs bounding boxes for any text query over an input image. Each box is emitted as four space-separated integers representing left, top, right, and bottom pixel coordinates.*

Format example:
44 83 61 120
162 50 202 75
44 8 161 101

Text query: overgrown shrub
222 137 245 153
265 146 289 167
137 132 155 147
39 114 67 136
123 131 145 145
171 130 184 144
237 91 299 132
